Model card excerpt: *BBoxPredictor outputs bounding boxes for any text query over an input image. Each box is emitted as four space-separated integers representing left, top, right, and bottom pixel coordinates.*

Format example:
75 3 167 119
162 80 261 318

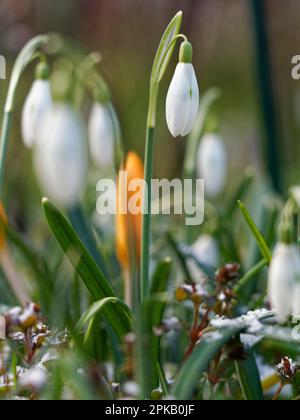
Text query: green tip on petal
35 62 50 80
179 41 193 64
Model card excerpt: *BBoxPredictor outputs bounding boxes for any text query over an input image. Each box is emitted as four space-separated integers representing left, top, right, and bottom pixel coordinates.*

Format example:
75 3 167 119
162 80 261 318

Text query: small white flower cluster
210 309 272 334
268 243 300 322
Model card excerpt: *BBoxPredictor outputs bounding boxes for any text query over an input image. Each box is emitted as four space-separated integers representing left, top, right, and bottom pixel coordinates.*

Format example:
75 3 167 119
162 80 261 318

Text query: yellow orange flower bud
116 152 144 272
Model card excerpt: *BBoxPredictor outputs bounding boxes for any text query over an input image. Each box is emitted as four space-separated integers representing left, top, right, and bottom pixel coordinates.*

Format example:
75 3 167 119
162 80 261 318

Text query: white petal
166 63 190 138
34 104 87 208
181 65 199 137
268 243 298 322
21 80 52 148
197 133 227 198
88 103 115 169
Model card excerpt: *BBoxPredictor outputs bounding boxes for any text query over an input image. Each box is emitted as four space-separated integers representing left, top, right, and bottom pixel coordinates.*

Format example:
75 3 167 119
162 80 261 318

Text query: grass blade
238 200 272 263
151 11 182 83
172 327 241 400
75 297 132 336
42 198 131 339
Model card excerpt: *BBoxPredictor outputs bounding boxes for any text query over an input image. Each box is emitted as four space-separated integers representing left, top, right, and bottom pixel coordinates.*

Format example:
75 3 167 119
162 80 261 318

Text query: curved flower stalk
34 103 87 209
116 152 144 307
166 42 199 138
197 133 227 198
88 101 120 172
21 62 53 148
268 242 300 322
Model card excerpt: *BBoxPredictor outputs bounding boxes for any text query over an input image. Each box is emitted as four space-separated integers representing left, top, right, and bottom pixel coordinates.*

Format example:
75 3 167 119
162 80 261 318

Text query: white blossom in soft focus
22 80 53 148
268 243 300 322
197 133 227 198
88 102 119 169
192 234 219 268
34 104 87 208
166 63 199 138
19 367 47 392
187 235 219 284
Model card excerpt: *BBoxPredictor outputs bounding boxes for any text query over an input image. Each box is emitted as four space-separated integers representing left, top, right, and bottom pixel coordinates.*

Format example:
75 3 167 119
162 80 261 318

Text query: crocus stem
67 204 108 278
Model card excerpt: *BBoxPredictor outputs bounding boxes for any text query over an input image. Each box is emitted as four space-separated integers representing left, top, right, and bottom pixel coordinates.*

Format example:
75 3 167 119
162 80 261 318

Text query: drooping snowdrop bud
268 242 300 322
21 62 53 148
197 133 227 198
166 41 199 138
88 102 119 170
34 104 87 209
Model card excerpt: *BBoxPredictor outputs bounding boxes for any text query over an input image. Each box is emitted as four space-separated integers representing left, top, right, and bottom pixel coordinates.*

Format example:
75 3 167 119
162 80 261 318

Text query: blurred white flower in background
22 63 53 148
197 133 227 198
88 102 119 170
268 242 300 322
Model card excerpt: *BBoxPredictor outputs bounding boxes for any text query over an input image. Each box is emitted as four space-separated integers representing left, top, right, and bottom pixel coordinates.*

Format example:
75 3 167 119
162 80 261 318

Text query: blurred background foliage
1 0 300 228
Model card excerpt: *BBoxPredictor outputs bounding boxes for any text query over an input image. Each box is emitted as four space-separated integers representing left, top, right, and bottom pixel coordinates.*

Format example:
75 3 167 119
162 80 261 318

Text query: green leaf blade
172 327 242 400
238 200 272 263
151 11 182 83
235 352 264 401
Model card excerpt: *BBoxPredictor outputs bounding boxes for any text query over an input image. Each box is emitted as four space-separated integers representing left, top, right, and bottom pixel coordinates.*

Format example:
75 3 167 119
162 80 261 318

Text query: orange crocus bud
116 152 144 306
0 203 8 251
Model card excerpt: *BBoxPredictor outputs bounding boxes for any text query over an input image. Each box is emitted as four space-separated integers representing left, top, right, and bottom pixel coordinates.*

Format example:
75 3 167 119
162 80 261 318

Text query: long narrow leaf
42 198 131 339
75 297 132 336
151 11 182 83
235 352 264 400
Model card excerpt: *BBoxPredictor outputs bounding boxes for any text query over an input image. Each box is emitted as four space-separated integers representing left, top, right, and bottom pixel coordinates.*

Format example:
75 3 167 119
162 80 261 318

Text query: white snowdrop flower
268 243 300 322
166 41 199 138
197 133 227 198
88 102 119 169
21 63 53 148
34 104 87 208
192 234 219 268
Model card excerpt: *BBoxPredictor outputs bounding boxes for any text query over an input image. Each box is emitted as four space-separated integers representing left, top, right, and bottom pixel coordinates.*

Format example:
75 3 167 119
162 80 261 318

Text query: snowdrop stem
141 125 155 300
141 14 184 302
0 35 50 199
